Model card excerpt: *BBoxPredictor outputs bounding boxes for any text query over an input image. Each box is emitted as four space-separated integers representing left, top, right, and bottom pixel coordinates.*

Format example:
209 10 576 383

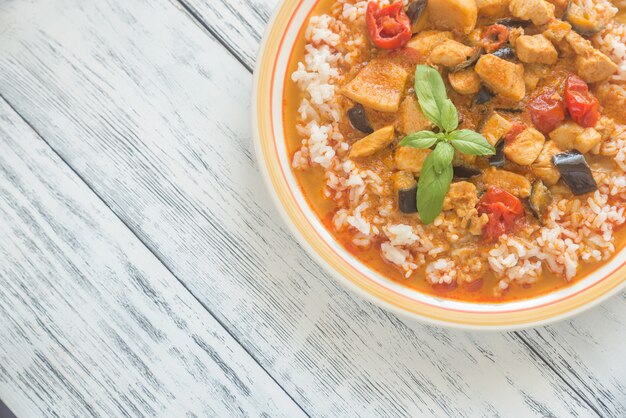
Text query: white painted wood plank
181 0 626 414
0 99 304 417
0 0 607 416
517 296 626 417
177 0 269 71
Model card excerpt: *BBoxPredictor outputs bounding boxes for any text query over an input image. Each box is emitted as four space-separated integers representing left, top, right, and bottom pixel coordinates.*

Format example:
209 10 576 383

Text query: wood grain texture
0 99 304 417
178 0 272 69
0 0 616 415
177 0 268 71
181 0 626 415
517 297 626 417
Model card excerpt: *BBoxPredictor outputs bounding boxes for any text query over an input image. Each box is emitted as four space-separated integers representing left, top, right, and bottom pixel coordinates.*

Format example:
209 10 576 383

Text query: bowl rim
251 0 626 330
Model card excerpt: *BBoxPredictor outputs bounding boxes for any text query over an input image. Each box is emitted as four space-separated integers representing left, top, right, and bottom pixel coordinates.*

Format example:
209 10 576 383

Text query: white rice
381 242 419 277
384 224 419 246
426 258 457 285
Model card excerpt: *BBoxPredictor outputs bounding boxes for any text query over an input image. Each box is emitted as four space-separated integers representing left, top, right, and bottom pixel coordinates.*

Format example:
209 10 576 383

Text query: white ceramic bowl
252 0 626 329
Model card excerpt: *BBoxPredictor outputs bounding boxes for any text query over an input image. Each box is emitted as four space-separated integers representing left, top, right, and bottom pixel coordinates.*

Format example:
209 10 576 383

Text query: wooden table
0 0 625 416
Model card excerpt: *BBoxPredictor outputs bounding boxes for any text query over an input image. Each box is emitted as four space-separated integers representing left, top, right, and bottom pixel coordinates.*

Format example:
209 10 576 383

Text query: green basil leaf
432 141 454 175
416 142 454 224
440 100 458 132
449 130 496 156
413 65 449 129
399 131 439 149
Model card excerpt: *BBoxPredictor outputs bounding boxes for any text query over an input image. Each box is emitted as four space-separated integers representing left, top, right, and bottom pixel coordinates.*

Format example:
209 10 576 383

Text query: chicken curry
285 0 626 301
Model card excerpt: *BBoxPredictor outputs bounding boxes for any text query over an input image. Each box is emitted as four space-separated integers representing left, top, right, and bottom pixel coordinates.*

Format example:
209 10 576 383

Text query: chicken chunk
549 121 584 149
427 0 477 34
543 20 572 43
576 49 618 83
453 150 478 167
480 167 532 198
595 116 615 142
549 0 569 9
480 168 532 198
508 0 555 25
468 213 490 236
523 64 548 90
475 54 526 102
395 146 431 173
515 35 558 65
448 69 481 95
406 31 453 56
574 127 602 153
524 70 541 91
504 127 545 165
509 27 524 45
443 181 478 217
565 31 593 55
547 122 601 154
559 32 618 83
594 83 626 124
480 112 512 146
397 96 434 135
531 141 562 185
429 39 476 67
349 126 395 158
342 60 408 112
475 0 510 17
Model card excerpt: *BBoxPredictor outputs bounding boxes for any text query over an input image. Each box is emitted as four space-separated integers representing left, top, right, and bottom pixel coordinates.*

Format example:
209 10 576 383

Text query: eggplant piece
406 0 427 23
475 85 494 104
489 141 505 167
347 104 374 134
450 48 483 72
393 171 418 214
398 186 418 214
529 180 552 219
496 18 531 28
564 0 605 36
552 150 597 195
491 46 515 60
453 166 482 178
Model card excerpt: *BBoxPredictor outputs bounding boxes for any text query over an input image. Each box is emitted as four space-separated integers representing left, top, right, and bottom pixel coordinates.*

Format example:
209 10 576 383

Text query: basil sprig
399 65 495 225
417 142 454 223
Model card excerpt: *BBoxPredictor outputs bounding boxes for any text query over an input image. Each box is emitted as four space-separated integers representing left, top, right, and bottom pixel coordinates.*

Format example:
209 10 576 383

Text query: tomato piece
477 187 524 241
527 89 566 134
366 1 412 50
480 24 509 53
481 203 510 241
478 187 524 213
564 74 600 128
504 122 525 145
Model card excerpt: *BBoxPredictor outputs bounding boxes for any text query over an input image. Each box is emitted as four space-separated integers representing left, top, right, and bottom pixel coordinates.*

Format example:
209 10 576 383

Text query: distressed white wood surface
0 99 304 417
0 0 623 416
182 0 626 415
